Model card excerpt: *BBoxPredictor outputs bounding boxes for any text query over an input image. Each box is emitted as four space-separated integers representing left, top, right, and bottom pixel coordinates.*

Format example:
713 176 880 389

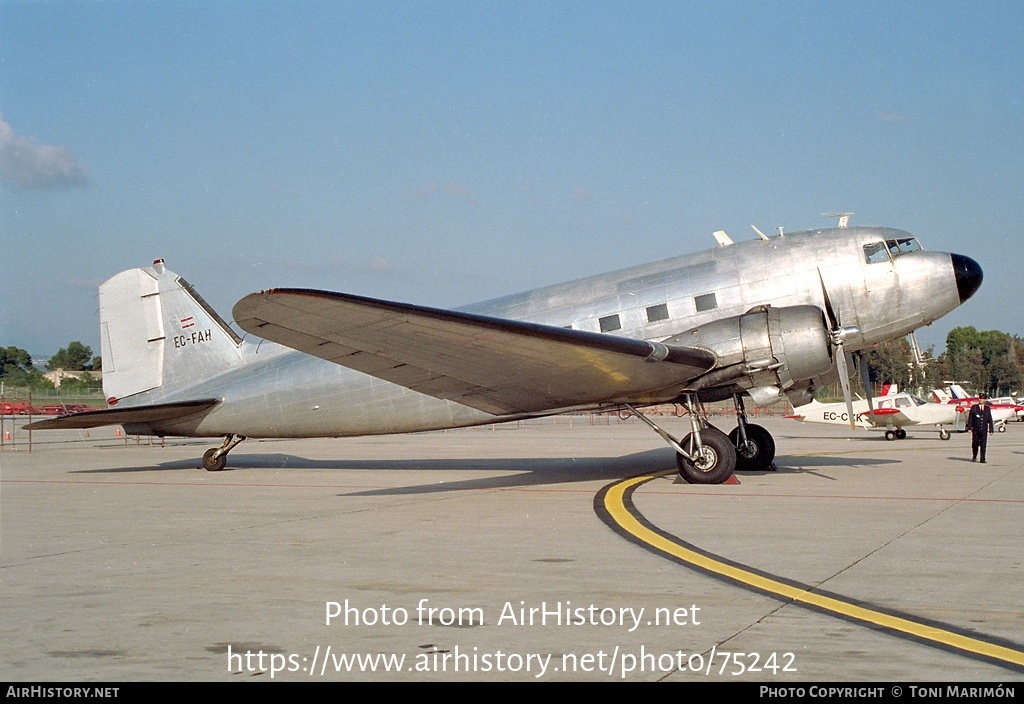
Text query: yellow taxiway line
597 471 1024 670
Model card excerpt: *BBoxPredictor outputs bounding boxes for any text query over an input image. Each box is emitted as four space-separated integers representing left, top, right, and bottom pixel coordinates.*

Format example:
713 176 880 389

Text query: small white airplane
932 385 1021 432
27 219 983 484
786 384 960 440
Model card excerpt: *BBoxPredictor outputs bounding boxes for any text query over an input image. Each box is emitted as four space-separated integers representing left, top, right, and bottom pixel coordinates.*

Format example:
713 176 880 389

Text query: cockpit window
865 237 921 264
886 237 922 255
863 242 891 264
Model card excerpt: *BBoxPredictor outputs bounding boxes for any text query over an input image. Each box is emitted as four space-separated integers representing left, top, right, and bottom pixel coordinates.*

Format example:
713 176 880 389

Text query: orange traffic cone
115 426 122 437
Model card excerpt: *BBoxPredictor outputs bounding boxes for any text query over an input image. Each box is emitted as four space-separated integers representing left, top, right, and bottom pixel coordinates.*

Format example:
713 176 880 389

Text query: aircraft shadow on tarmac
71 448 901 495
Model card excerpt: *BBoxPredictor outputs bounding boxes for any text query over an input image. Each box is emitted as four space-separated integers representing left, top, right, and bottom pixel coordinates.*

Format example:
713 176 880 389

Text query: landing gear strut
728 394 776 471
202 434 246 471
624 394 736 484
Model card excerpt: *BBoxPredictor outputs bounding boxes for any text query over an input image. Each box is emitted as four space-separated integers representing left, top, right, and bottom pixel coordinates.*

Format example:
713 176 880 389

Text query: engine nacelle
662 305 834 404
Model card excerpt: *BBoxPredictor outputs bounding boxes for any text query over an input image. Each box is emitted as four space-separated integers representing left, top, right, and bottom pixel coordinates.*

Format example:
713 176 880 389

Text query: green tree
865 337 924 391
46 341 98 371
0 346 53 389
957 347 988 394
931 349 951 390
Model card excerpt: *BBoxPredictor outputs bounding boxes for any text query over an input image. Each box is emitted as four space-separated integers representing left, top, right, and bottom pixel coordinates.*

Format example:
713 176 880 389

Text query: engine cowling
662 305 834 404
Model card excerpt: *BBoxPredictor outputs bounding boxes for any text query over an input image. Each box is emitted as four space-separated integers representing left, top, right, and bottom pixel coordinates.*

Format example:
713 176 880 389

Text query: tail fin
100 260 243 404
948 384 969 399
932 388 951 403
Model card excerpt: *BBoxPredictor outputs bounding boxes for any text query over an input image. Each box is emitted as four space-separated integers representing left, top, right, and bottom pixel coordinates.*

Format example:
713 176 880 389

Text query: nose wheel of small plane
939 429 951 440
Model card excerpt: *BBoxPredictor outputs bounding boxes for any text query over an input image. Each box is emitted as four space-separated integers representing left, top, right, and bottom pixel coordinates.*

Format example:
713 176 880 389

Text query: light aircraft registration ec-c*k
28 220 983 484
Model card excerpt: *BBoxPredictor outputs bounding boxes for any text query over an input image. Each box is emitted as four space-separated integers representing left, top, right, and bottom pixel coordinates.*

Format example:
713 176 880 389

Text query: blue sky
2 0 1022 360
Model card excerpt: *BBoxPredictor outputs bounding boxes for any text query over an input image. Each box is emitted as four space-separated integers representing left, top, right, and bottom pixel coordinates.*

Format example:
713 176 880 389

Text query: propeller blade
859 351 874 419
817 268 839 330
836 345 856 429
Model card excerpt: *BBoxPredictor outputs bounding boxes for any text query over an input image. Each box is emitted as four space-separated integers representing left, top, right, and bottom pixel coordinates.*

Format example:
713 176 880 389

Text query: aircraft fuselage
115 226 977 439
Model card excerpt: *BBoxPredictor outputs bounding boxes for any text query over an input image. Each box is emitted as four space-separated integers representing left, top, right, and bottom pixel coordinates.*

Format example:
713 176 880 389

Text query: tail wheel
676 426 736 484
728 424 776 471
203 448 227 472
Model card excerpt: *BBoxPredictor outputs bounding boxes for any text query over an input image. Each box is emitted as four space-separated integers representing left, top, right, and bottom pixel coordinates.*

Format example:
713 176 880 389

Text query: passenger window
895 398 911 408
599 314 621 332
646 303 670 323
694 293 717 312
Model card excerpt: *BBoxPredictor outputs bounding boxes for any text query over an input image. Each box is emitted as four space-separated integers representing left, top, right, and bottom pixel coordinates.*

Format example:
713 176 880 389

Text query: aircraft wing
233 289 717 415
24 399 220 430
864 407 915 426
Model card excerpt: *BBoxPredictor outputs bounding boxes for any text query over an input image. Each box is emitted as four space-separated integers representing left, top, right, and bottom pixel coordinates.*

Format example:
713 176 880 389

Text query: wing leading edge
233 289 717 415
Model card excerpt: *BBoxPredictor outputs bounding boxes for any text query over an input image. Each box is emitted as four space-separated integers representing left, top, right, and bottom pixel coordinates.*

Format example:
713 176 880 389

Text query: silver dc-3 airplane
28 217 983 484
786 383 961 441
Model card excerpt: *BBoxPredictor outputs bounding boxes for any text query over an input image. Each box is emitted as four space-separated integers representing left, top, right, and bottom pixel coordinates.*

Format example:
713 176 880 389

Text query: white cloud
0 115 90 190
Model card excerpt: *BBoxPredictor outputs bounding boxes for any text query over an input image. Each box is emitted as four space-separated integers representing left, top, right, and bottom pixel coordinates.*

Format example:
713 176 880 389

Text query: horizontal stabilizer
25 399 220 430
233 288 717 415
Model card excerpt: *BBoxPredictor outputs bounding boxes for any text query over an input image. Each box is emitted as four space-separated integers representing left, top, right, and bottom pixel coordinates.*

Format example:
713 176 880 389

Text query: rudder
100 259 243 404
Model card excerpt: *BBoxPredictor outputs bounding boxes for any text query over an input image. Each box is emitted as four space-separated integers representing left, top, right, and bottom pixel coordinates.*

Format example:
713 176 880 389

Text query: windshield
887 237 922 256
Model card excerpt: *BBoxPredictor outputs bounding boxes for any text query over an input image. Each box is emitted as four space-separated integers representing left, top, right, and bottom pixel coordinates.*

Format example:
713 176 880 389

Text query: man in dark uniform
967 393 995 463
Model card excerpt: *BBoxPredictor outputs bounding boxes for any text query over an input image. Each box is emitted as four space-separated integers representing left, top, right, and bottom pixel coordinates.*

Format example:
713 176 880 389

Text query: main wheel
203 448 227 472
676 426 736 484
885 430 897 441
896 428 907 440
728 424 776 471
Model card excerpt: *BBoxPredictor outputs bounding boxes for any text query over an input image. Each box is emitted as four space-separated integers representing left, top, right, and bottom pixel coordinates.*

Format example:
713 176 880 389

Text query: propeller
818 269 861 429
858 350 874 420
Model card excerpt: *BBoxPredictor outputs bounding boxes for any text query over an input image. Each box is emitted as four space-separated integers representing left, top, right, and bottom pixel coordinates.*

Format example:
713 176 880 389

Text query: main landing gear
202 434 246 471
625 392 780 485
728 394 776 472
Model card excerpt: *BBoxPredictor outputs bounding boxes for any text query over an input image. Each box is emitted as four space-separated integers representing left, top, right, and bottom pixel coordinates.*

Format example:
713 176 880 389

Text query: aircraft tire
939 429 951 440
896 428 907 440
728 424 776 471
998 424 1006 433
203 448 227 472
885 430 897 441
676 427 736 484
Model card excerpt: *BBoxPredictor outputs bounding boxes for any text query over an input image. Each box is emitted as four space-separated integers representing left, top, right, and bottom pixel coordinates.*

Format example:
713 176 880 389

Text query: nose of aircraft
951 253 983 303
